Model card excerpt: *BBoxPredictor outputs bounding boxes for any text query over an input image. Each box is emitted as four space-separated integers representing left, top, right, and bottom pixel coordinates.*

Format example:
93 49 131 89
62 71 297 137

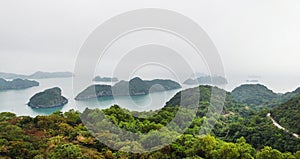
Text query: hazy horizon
1 0 300 93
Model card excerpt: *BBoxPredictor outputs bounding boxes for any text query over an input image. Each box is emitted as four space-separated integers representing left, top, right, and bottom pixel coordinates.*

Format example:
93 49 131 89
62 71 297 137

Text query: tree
194 134 216 158
49 143 82 159
295 151 300 159
217 143 240 159
256 146 283 159
236 137 255 159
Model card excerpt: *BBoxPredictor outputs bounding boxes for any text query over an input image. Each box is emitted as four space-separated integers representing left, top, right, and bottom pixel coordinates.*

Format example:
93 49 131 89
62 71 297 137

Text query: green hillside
231 84 278 107
272 94 300 134
231 84 300 109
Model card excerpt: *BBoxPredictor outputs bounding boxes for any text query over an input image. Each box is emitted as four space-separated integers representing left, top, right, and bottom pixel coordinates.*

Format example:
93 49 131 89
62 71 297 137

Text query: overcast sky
0 0 300 92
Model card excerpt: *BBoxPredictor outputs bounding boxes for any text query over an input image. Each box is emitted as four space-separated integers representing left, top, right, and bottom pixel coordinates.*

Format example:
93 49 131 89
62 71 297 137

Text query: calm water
2 76 298 117
0 78 183 116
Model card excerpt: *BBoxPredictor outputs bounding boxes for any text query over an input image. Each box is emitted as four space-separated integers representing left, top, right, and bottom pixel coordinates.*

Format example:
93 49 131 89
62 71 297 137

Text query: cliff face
28 87 68 108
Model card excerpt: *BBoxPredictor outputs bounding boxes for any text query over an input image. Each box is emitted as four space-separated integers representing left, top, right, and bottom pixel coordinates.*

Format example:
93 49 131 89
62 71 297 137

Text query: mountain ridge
0 71 73 79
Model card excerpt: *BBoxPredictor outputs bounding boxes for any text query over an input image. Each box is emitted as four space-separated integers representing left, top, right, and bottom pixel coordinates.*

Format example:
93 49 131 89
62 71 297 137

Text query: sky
0 0 300 92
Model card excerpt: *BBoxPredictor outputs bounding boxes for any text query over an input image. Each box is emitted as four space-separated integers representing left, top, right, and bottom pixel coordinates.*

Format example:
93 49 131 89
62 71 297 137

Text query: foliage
231 84 278 108
231 84 300 109
272 94 300 134
0 85 300 158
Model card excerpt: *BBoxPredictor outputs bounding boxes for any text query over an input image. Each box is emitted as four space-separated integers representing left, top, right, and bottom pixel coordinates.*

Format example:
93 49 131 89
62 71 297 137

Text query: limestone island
28 87 68 108
0 78 39 90
75 77 181 100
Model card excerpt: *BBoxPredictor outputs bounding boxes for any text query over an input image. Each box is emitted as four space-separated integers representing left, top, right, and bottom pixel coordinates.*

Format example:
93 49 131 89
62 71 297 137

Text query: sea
0 78 183 116
0 76 299 117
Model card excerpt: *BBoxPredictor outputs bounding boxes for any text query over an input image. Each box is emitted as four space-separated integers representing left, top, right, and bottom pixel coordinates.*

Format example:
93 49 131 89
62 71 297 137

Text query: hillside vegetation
1 85 300 158
231 84 300 109
0 106 299 159
272 94 300 134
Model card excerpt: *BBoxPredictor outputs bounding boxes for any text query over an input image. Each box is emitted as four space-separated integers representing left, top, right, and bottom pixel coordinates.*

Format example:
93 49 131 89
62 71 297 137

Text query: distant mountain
0 72 27 79
0 71 73 79
75 77 181 100
28 87 68 108
0 78 39 90
183 76 227 85
231 84 300 109
27 71 73 79
93 76 118 82
271 94 300 134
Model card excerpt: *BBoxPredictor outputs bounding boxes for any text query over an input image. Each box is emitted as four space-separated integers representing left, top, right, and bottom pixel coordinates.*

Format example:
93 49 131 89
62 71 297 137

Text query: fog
0 0 300 92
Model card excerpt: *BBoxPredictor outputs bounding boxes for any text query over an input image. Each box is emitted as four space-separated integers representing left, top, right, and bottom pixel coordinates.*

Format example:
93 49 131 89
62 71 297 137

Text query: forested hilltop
0 85 300 158
231 84 300 109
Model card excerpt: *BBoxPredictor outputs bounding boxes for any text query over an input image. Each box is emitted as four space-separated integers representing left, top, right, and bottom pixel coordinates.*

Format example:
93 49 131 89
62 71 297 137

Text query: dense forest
0 85 300 158
272 94 300 134
231 84 300 109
